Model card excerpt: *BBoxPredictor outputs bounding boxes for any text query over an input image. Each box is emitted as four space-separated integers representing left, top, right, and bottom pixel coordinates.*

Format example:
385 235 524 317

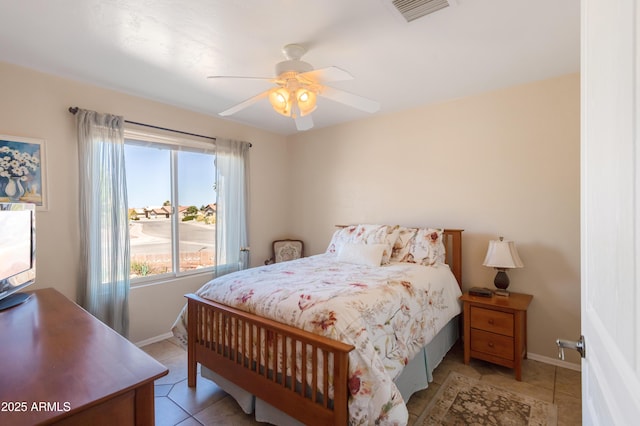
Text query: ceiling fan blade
319 86 380 113
298 66 353 83
208 75 274 82
294 114 314 131
219 90 270 116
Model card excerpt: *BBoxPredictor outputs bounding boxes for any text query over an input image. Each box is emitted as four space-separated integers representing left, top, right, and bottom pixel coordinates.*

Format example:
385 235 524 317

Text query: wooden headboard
334 225 463 289
443 229 463 288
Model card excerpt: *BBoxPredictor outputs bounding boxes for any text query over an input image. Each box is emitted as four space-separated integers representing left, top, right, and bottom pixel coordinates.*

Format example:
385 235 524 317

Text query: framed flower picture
0 135 48 210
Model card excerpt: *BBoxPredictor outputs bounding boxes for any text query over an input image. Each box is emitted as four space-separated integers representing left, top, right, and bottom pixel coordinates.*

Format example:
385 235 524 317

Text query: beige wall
0 61 290 343
287 74 581 364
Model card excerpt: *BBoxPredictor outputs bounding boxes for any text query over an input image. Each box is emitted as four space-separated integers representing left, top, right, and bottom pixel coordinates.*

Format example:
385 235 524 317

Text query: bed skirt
201 316 460 425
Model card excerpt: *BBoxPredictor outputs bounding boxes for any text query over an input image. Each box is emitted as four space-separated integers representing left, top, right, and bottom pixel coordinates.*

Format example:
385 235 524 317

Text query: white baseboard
528 352 581 372
134 332 173 348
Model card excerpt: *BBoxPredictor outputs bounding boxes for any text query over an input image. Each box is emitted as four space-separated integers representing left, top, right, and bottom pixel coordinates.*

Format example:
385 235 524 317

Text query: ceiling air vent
391 0 450 22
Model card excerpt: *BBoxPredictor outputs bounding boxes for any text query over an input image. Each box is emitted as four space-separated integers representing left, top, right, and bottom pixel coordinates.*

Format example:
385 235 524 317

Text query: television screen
0 210 32 278
0 203 36 310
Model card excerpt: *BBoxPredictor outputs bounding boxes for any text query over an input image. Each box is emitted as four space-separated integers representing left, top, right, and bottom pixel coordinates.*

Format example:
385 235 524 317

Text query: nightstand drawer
470 306 514 336
470 329 514 360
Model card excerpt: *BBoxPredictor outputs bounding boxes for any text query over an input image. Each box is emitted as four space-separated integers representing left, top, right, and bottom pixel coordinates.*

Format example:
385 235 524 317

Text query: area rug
416 371 557 425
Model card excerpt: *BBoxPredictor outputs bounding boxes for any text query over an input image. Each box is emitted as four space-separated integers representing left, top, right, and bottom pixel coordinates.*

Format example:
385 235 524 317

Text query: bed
172 225 463 425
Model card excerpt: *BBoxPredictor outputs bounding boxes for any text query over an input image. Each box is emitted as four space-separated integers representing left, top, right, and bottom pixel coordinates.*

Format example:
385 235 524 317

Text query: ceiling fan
209 44 380 131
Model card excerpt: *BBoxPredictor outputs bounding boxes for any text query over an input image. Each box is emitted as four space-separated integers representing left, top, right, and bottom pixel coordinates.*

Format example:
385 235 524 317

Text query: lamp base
493 269 510 297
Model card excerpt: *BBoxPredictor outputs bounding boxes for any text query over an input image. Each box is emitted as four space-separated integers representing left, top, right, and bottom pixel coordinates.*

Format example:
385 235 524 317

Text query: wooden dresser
0 288 168 425
460 291 533 381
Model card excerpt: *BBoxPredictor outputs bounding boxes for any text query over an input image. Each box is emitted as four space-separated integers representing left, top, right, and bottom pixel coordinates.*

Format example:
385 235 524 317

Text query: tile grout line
167 372 219 426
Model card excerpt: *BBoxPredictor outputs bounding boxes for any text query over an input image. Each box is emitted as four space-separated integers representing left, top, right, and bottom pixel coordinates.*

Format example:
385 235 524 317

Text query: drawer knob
488 342 494 348
488 319 494 325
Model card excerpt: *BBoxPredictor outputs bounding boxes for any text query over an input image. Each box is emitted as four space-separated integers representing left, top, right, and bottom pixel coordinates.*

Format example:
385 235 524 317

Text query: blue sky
124 145 216 208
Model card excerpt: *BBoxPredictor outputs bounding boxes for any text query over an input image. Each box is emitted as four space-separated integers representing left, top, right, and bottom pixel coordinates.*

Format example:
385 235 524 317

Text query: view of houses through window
124 139 216 280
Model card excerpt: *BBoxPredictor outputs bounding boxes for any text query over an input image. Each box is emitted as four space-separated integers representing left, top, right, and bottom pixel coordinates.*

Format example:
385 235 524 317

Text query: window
124 131 216 281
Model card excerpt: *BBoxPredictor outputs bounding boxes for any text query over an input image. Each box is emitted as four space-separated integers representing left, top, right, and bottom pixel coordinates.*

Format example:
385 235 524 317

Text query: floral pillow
390 226 418 263
326 225 359 255
362 224 400 264
403 228 446 266
326 224 400 264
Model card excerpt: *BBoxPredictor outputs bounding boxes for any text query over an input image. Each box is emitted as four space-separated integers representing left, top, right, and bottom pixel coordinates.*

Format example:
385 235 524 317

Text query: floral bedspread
172 254 461 425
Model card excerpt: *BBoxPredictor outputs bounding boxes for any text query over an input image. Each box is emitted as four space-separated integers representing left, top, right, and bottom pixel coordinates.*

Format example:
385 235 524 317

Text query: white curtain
76 109 130 337
215 139 250 275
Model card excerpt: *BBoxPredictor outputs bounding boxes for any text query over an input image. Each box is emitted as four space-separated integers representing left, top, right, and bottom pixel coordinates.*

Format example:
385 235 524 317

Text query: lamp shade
296 88 317 116
482 239 524 269
269 88 292 116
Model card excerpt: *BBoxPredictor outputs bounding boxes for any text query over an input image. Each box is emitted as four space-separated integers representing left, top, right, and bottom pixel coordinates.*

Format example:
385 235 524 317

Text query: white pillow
337 243 387 267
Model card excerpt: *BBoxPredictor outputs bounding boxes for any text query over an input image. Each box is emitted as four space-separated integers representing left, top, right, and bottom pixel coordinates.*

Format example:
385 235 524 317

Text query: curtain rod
68 106 252 147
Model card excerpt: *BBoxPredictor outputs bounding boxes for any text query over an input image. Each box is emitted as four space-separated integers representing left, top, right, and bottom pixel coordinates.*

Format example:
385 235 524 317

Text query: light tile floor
142 338 582 425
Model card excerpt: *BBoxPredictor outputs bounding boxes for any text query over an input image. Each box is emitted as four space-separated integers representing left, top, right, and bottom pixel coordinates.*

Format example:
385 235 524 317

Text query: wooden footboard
186 293 354 425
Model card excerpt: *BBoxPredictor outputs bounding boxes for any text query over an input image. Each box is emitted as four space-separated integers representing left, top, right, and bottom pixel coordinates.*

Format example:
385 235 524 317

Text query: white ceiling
0 0 580 135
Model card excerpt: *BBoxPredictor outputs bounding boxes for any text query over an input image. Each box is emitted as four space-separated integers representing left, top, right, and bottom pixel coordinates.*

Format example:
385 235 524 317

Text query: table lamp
482 237 524 296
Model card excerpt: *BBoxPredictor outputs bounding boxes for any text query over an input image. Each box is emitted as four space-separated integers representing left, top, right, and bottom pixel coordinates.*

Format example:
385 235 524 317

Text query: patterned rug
417 372 557 425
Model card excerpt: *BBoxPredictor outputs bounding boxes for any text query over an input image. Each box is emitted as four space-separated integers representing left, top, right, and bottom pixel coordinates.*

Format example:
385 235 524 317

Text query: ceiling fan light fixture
215 44 379 130
296 88 317 116
269 87 292 116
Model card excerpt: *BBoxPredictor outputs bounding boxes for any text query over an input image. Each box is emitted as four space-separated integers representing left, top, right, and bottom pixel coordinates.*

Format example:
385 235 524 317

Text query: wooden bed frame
186 229 463 425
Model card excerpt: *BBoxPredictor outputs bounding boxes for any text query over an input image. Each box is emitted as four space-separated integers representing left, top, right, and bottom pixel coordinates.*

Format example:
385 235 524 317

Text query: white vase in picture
4 177 25 202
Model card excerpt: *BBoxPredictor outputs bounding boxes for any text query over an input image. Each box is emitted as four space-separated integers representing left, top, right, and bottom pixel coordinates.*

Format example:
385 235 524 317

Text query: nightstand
460 291 533 381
